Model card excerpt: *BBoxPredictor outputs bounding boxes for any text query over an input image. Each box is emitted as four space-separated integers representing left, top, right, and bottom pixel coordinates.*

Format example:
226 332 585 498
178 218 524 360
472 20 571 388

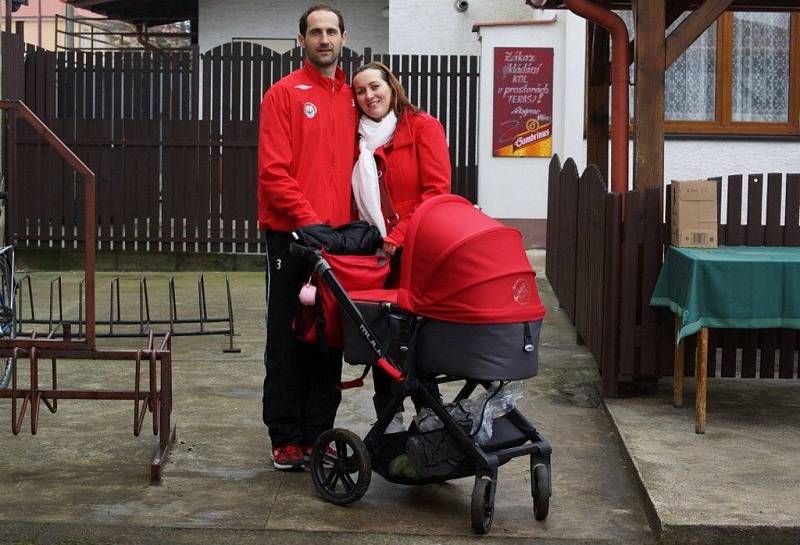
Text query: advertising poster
492 47 554 158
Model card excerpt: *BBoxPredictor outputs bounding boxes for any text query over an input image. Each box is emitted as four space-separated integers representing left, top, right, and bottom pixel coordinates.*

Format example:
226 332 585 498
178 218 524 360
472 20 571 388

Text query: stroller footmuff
293 195 553 534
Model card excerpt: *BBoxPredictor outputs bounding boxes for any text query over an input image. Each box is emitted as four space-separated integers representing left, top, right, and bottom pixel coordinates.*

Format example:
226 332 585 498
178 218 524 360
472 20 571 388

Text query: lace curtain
615 11 791 124
732 12 790 123
665 14 716 121
616 11 717 121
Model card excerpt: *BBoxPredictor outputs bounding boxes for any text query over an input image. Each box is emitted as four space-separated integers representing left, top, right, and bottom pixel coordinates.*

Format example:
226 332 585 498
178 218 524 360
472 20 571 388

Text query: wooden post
673 315 684 407
632 1 665 192
695 327 708 434
586 22 610 182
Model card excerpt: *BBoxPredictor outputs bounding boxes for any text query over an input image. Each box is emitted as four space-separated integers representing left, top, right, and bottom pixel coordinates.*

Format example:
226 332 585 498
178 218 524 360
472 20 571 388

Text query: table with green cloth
650 245 800 433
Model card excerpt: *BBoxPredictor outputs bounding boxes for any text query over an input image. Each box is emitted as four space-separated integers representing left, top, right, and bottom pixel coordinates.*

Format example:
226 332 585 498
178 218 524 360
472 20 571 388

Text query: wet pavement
4 250 799 544
0 254 655 544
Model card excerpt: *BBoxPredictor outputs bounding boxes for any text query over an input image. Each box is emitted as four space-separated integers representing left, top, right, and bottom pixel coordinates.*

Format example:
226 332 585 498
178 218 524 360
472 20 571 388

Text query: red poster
493 47 554 158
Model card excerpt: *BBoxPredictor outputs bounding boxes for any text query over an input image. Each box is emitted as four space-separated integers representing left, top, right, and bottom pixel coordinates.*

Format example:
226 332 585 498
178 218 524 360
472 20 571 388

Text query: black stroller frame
290 240 552 534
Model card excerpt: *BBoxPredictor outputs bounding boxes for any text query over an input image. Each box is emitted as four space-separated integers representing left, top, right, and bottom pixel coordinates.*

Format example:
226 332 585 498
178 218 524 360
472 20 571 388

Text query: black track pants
262 231 343 448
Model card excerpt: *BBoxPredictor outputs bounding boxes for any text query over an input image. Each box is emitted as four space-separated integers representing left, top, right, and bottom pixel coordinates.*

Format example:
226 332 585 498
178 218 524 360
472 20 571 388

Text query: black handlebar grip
289 241 322 266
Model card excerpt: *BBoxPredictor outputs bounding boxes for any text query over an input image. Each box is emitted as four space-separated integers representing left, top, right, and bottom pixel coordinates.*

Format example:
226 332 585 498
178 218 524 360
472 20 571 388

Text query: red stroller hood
396 195 545 324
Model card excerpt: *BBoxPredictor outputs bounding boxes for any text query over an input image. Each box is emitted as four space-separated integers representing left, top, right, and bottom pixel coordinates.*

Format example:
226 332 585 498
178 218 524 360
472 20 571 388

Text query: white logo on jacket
304 102 318 118
295 84 312 90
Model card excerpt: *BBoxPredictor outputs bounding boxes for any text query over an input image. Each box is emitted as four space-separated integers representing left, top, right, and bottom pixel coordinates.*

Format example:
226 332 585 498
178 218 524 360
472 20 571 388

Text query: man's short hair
299 5 345 37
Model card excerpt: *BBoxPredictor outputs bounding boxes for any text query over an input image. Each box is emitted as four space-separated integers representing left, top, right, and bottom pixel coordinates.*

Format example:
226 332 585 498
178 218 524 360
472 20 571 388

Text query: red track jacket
258 63 357 232
374 110 452 248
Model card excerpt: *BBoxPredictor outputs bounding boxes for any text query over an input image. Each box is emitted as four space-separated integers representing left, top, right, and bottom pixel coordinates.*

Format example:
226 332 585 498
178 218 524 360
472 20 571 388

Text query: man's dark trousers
262 230 343 447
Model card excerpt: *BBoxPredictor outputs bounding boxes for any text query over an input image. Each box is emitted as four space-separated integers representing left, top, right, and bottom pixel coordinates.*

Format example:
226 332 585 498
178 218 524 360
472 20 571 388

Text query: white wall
390 0 543 55
664 140 800 183
475 12 586 220
198 0 388 54
572 134 800 191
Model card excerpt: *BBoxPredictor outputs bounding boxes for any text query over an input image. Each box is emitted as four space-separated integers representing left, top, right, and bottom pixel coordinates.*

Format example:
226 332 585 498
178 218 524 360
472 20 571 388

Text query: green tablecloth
650 246 800 342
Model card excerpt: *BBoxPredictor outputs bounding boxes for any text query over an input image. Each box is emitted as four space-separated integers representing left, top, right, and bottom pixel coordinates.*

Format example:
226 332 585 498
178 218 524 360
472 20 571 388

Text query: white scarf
352 111 397 238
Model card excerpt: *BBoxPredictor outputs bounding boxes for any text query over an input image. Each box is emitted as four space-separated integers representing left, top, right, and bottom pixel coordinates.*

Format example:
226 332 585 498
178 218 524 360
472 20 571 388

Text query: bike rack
13 273 241 352
0 100 175 483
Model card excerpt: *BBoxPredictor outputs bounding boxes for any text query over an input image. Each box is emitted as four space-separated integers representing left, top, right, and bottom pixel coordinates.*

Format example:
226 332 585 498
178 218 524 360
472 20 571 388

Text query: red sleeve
385 115 451 248
258 87 321 227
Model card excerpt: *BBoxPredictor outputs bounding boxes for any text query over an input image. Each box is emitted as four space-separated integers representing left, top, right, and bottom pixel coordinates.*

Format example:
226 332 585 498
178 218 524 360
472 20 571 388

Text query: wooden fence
1 32 480 253
547 154 800 395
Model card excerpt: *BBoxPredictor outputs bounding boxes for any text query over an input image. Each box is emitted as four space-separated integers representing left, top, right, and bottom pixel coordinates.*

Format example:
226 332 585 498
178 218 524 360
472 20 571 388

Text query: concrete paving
606 379 800 545
4 250 800 544
0 253 654 544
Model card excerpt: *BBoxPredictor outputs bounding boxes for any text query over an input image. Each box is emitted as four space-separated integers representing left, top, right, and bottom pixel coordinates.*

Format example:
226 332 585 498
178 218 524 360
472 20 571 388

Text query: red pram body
344 194 546 380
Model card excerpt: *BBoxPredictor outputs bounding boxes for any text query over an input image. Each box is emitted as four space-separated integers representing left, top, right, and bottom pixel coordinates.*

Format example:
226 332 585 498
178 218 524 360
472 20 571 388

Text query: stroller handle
289 238 323 268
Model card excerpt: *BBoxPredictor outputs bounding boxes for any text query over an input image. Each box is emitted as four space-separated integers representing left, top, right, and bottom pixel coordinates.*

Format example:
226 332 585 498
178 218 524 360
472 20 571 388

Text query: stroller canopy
397 195 545 324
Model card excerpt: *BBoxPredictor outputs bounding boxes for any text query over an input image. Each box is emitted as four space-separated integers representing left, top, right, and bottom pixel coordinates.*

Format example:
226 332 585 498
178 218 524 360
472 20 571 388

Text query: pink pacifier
299 280 317 306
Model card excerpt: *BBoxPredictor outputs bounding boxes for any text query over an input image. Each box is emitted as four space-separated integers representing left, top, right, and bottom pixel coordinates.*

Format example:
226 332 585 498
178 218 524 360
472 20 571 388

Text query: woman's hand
383 241 398 257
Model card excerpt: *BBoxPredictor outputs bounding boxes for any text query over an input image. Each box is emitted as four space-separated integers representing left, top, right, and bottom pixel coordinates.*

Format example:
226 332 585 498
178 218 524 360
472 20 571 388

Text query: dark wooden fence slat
242 42 253 122
601 192 622 396
765 173 783 245
778 330 795 379
760 329 778 379
455 56 468 199
640 188 664 377
428 55 439 121
437 56 448 135
746 173 764 246
231 42 242 123
557 159 580 323
223 43 233 121
102 52 112 119
785 174 800 246
545 155 561 294
741 330 758 378
619 193 642 378
35 48 47 117
112 51 122 120
726 174 744 245
132 51 142 119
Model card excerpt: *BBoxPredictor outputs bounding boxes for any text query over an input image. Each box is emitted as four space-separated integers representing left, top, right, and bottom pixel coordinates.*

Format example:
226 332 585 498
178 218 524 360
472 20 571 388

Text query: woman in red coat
351 61 451 431
351 61 451 260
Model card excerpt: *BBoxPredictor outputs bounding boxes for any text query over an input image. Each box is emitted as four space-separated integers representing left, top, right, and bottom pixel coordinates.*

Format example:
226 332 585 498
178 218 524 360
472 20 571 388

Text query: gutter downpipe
564 0 629 195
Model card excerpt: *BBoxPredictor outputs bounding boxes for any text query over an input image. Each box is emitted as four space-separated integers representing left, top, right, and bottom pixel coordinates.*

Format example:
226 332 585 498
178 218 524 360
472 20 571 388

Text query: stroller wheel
470 476 495 534
532 464 551 520
311 428 371 506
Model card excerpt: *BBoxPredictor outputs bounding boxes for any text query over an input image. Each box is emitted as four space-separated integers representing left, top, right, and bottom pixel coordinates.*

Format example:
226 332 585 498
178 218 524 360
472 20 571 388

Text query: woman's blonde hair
352 61 418 118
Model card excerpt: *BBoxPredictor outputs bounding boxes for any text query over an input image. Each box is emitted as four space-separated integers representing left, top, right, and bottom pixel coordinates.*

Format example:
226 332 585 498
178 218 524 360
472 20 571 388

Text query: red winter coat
373 109 451 248
258 63 357 232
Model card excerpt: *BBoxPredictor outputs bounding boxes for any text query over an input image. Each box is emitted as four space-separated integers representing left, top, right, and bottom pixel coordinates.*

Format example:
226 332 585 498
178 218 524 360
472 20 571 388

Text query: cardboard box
670 180 718 248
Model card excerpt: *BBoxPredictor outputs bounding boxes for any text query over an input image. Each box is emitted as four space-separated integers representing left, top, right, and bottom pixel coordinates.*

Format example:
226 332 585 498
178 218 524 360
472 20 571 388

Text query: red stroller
290 194 551 534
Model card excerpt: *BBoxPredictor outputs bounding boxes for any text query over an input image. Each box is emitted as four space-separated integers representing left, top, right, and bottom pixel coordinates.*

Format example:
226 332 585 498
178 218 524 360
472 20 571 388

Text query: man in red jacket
258 4 357 470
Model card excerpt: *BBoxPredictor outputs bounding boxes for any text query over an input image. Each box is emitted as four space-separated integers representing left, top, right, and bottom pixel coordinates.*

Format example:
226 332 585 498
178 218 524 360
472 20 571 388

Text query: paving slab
605 378 800 545
0 256 653 544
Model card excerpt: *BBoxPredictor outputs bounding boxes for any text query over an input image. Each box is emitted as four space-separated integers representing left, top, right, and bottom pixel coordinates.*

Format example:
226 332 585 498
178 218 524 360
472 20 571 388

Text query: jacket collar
385 110 413 150
302 61 347 91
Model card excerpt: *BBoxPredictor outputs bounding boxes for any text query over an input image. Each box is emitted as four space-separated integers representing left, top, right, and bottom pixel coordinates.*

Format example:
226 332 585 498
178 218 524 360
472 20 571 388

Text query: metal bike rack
13 273 241 353
0 100 175 483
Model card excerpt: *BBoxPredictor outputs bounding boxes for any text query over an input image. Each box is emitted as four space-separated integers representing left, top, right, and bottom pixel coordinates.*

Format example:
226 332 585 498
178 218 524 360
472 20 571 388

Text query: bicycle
0 187 14 388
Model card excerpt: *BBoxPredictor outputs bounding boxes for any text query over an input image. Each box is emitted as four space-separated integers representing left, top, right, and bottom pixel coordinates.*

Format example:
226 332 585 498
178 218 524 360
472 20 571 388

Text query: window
618 11 800 136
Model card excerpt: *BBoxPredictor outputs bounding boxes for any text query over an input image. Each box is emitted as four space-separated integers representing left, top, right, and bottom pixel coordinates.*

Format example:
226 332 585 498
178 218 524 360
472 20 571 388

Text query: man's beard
307 48 340 69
